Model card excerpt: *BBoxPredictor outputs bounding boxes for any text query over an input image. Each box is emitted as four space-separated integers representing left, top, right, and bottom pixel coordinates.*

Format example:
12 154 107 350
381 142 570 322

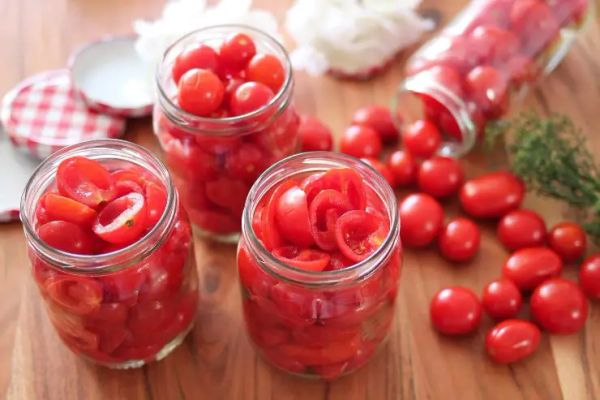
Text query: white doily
286 0 434 77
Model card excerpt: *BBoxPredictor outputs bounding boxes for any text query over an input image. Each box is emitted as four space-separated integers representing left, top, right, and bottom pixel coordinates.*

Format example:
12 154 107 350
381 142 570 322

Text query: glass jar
20 139 199 369
394 0 594 157
237 152 402 380
154 25 300 243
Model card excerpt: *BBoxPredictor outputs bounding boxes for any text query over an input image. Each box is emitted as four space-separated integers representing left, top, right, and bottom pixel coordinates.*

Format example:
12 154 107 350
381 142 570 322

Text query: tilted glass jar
154 25 300 243
237 152 402 380
20 140 198 369
394 0 594 157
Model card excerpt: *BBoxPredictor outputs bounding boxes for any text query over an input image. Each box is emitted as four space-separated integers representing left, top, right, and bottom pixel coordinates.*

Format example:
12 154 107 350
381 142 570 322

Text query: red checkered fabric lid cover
1 70 126 159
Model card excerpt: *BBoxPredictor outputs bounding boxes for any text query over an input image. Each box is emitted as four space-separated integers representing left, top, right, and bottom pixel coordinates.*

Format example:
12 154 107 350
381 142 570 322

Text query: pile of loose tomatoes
297 106 600 364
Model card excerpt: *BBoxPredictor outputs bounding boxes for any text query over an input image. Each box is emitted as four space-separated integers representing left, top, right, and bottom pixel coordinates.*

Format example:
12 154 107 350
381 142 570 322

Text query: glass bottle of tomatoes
237 152 402 380
154 26 300 243
20 140 198 369
394 0 593 157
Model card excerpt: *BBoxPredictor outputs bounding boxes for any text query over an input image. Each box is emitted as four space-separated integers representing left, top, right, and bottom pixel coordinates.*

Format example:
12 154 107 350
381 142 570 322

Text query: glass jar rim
20 139 178 275
241 151 401 287
156 24 294 134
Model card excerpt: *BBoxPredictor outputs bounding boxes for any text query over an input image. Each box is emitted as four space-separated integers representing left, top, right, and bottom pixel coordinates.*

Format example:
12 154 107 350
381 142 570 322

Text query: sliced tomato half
46 275 103 315
93 192 148 245
302 168 367 209
309 189 352 251
38 192 97 226
38 220 98 254
144 181 168 228
272 246 330 271
57 156 115 208
335 210 387 262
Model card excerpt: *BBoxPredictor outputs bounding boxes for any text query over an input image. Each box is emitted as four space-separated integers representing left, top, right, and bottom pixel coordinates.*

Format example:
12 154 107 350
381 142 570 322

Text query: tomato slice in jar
38 220 98 254
144 181 167 228
259 179 298 250
275 334 360 366
238 245 276 298
99 265 149 306
335 210 387 262
302 169 366 209
275 185 314 247
56 156 115 208
309 190 352 251
272 246 330 271
93 192 148 245
45 275 103 315
48 302 99 352
38 193 97 226
270 283 323 326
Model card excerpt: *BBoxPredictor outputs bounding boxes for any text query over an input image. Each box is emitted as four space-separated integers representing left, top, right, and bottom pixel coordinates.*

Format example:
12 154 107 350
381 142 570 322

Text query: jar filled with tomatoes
237 152 402 380
394 0 593 157
20 140 198 369
154 25 300 242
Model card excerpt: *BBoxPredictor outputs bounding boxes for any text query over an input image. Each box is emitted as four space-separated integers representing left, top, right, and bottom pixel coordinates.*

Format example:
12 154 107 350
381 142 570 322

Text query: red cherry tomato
386 150 417 187
460 171 524 218
469 25 519 66
205 177 248 214
438 217 480 262
465 66 509 119
272 246 330 271
418 65 464 98
301 168 366 210
408 37 477 75
579 254 600 299
177 68 224 117
246 53 285 93
275 185 314 247
360 158 394 187
57 156 115 208
238 245 276 298
417 156 464 198
482 279 523 320
399 193 444 248
351 105 399 143
511 0 559 56
219 32 256 69
548 221 587 263
402 120 441 159
309 189 352 251
335 210 386 262
486 319 541 364
430 286 482 335
506 55 540 87
223 78 245 108
230 81 274 116
225 143 266 182
144 182 167 228
298 115 333 151
38 192 97 226
38 221 97 254
531 278 588 334
172 43 219 83
93 192 148 245
260 180 298 250
497 209 546 251
502 247 563 292
340 125 382 159
45 275 103 315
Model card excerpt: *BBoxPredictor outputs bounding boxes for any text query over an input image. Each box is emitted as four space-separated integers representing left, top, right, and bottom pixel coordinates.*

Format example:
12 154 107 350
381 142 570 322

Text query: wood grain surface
1 0 600 399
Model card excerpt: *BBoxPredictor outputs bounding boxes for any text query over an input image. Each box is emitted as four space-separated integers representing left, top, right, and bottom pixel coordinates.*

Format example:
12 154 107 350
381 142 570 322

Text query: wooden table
1 0 599 399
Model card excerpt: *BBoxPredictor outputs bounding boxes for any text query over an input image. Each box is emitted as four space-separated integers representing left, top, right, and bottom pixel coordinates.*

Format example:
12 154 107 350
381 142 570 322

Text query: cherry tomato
418 65 464 98
460 171 524 218
57 156 115 208
438 217 480 262
430 286 482 335
223 78 245 108
259 180 298 250
402 120 441 159
548 0 589 24
230 81 274 116
335 210 386 262
351 105 399 143
417 156 464 198
530 278 588 334
172 43 219 83
469 25 519 66
482 279 523 320
579 254 600 299
497 209 546 251
340 125 382 159
144 182 167 228
219 32 256 69
302 168 366 210
238 245 276 298
275 185 314 247
309 189 352 251
298 115 333 151
275 334 360 365
225 143 266 182
503 247 563 292
511 0 559 56
409 36 477 75
486 319 541 364
360 158 394 187
38 192 97 226
177 68 224 116
38 221 97 254
246 53 285 93
93 192 148 245
465 66 509 119
506 55 540 87
272 246 330 271
386 150 417 187
45 275 103 315
205 177 248 214
548 222 587 263
399 193 444 248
